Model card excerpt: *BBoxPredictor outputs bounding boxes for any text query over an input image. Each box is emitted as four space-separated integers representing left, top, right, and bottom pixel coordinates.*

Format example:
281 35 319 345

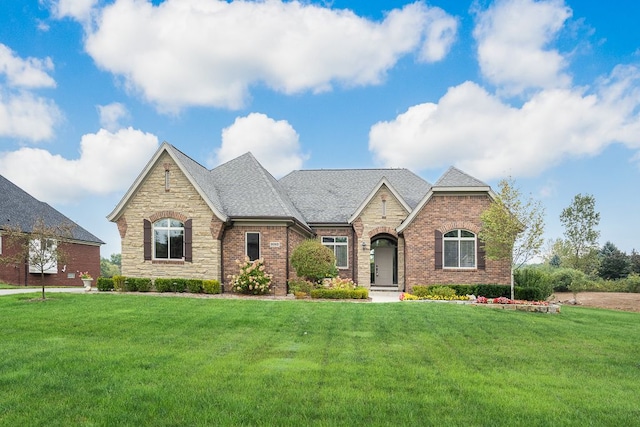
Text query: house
0 175 104 286
108 143 511 295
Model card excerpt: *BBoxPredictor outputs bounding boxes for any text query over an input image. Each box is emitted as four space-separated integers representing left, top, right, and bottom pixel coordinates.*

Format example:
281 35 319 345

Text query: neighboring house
108 143 511 295
0 175 104 286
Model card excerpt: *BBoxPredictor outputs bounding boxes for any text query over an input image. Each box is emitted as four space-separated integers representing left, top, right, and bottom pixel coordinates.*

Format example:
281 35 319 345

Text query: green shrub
202 280 221 294
288 279 316 295
290 239 337 282
96 277 114 291
447 284 475 296
411 285 431 298
112 275 126 292
186 279 203 293
475 284 511 298
154 278 187 293
124 278 152 292
310 288 368 299
229 258 273 295
624 274 640 293
514 267 553 300
550 268 581 292
413 285 457 298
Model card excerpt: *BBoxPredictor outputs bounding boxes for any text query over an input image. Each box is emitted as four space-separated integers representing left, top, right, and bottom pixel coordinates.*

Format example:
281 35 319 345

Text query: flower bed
400 293 560 313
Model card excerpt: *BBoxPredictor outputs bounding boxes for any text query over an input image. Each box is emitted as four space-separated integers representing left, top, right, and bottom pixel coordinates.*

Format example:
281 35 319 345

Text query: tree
629 249 640 274
0 217 73 299
290 239 337 283
100 256 121 278
560 193 600 274
597 242 631 280
479 178 545 299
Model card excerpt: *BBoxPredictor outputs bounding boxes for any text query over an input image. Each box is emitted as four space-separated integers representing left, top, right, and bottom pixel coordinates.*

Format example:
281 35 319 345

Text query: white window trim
153 219 185 261
443 230 477 269
321 236 349 269
245 232 261 261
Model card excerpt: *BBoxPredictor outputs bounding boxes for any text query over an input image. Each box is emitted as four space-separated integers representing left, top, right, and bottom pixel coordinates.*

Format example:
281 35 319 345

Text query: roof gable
0 175 103 244
434 166 489 189
208 153 309 227
107 142 227 222
348 177 411 223
279 168 431 224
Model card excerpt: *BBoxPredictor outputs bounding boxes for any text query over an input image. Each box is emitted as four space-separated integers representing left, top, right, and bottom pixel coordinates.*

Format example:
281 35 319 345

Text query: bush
154 278 187 293
310 288 368 299
550 268 581 292
96 277 114 291
186 279 203 293
624 274 640 293
290 239 337 282
325 277 357 290
288 279 316 295
447 284 476 296
514 267 553 300
229 258 273 295
412 285 457 298
112 275 126 292
203 280 221 294
124 278 152 292
474 284 511 298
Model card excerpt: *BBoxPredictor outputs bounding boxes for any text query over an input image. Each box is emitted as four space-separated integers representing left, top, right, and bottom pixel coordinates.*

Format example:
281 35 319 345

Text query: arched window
443 229 476 268
153 219 184 260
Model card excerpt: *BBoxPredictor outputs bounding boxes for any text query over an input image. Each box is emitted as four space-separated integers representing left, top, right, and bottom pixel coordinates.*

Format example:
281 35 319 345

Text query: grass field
1 293 639 426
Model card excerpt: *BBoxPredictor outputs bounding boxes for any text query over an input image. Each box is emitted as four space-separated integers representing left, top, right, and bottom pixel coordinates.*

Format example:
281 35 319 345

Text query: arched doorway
370 236 398 287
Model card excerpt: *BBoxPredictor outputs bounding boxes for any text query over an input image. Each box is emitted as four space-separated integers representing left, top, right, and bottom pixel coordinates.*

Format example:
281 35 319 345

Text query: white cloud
80 0 456 112
0 44 56 89
369 65 640 180
0 127 159 204
473 0 572 95
98 102 129 132
0 43 60 141
213 113 306 178
48 0 97 24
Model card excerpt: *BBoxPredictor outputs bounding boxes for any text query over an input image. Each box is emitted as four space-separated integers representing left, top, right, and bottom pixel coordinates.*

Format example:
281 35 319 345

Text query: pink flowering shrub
228 257 273 295
327 277 357 290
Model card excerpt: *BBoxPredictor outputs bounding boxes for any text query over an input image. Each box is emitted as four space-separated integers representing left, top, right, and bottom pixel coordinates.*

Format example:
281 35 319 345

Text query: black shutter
184 219 192 262
477 238 486 270
143 219 152 261
435 230 442 270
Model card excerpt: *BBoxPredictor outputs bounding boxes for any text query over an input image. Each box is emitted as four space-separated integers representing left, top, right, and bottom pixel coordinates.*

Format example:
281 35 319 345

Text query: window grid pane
444 241 459 267
247 233 260 261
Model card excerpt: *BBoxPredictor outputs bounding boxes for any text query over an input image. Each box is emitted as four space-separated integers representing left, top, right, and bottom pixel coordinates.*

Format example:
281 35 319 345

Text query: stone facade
353 184 408 289
116 152 223 281
403 193 511 293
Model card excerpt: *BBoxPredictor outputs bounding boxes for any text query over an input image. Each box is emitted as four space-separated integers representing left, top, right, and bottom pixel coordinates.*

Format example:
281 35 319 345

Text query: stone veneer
353 184 408 290
116 152 223 281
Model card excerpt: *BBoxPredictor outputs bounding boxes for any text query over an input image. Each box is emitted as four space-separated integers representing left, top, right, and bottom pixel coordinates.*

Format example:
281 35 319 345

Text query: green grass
1 294 639 426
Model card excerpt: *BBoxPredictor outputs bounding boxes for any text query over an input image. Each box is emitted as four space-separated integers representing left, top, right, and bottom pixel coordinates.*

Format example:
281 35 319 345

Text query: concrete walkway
0 287 403 302
369 291 402 303
0 287 91 296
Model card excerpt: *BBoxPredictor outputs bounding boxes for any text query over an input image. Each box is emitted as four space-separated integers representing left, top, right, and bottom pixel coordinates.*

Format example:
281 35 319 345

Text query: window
381 199 387 218
165 170 170 191
246 232 260 261
153 219 184 260
322 236 348 268
443 230 476 268
29 238 58 274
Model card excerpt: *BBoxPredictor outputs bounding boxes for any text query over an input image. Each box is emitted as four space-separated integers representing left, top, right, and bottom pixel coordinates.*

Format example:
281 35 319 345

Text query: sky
1 0 639 259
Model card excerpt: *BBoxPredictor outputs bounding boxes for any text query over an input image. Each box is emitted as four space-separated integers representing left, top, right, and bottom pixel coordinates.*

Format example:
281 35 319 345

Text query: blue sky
1 0 639 259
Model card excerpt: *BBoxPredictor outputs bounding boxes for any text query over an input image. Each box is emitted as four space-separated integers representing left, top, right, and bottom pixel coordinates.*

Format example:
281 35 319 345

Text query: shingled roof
109 143 491 231
0 175 104 244
279 169 432 223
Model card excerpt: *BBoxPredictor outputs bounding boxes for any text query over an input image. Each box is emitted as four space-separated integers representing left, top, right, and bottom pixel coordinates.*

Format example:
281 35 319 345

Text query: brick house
108 143 511 295
0 175 103 286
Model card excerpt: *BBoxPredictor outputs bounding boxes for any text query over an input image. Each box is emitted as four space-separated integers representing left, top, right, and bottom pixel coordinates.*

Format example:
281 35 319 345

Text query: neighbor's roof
279 169 432 223
0 174 104 244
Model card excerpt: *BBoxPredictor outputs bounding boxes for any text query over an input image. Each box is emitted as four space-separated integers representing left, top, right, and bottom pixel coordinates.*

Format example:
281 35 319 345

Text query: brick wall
116 152 223 281
403 193 511 293
312 227 357 281
0 239 100 286
222 225 293 296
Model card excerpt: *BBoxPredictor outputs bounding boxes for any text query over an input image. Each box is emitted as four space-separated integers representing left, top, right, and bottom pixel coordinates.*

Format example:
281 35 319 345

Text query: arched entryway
370 235 398 287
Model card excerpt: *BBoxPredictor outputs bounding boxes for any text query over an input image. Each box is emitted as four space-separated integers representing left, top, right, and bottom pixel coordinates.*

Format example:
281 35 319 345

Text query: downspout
352 226 356 282
219 222 228 293
286 225 290 294
403 234 407 292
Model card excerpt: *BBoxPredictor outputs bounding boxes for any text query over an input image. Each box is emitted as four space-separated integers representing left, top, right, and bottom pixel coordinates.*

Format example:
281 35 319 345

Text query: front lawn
1 294 638 426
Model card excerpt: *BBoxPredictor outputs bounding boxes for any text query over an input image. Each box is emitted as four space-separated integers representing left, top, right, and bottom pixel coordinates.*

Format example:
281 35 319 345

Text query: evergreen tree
597 242 630 280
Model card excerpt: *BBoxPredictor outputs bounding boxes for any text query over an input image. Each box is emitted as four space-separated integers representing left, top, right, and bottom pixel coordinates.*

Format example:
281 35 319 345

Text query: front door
374 246 394 286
